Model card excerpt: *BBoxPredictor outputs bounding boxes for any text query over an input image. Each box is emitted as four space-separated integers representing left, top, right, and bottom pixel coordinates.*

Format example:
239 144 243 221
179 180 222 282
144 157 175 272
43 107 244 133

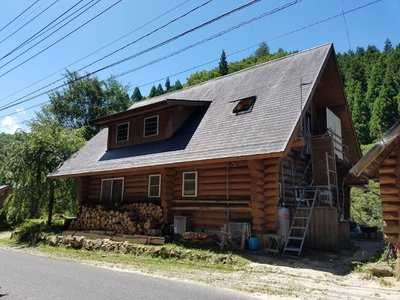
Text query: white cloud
1 116 21 134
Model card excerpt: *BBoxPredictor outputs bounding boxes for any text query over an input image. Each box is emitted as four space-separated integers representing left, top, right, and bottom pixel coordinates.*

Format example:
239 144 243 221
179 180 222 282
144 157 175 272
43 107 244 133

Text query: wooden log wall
279 149 309 207
379 151 400 243
78 157 282 234
172 161 252 231
83 169 163 205
264 158 280 232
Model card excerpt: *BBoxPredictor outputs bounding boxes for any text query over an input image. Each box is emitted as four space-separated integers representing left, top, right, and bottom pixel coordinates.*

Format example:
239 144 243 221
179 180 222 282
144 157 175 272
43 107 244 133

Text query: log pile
70 204 163 235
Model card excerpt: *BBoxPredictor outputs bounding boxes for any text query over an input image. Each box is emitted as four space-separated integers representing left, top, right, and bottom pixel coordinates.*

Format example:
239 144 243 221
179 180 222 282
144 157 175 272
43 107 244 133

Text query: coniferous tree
255 42 270 57
384 38 393 53
174 80 183 90
218 50 228 75
165 77 171 91
131 87 143 102
156 84 164 95
149 85 158 97
349 81 370 144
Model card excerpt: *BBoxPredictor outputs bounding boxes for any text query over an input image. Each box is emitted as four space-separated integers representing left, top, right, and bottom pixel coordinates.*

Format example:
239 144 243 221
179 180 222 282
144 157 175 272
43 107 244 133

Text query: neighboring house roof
350 121 400 178
50 43 333 178
0 185 9 191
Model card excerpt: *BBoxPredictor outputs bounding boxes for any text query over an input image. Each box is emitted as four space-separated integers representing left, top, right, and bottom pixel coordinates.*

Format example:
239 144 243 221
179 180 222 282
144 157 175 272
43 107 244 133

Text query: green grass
0 233 248 273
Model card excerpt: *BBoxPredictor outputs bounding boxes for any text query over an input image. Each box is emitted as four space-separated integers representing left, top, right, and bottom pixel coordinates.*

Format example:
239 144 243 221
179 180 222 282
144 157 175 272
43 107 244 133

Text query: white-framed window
116 122 129 143
143 115 159 137
148 174 161 198
100 177 124 207
182 171 197 197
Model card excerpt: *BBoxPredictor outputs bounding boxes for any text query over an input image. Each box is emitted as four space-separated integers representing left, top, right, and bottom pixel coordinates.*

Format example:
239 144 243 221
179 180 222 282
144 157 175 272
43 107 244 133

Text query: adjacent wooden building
50 44 361 253
350 122 400 246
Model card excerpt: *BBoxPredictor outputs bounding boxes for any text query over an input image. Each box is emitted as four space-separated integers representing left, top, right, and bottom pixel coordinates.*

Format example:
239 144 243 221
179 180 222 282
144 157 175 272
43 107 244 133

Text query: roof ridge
129 43 333 109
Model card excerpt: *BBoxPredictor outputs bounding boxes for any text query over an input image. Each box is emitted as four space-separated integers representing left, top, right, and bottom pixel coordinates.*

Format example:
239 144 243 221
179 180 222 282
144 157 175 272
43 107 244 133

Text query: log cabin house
50 44 362 254
0 185 11 209
350 122 400 249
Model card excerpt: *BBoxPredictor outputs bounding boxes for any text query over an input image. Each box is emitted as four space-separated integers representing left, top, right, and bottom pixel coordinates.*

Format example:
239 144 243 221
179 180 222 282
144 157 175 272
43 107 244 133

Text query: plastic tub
248 236 261 250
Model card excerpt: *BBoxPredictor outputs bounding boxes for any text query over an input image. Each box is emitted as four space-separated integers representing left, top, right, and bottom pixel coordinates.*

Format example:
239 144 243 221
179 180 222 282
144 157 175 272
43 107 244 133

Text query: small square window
148 174 161 198
232 96 256 115
182 171 197 197
116 122 129 143
144 115 159 137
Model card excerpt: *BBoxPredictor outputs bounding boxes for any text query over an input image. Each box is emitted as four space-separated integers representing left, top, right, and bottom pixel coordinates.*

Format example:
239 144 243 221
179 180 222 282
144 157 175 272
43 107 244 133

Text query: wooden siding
79 157 281 234
379 150 400 243
305 207 349 251
107 106 194 150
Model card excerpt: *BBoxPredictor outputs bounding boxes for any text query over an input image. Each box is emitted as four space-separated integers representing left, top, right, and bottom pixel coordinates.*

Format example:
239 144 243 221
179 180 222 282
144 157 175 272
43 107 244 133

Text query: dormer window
144 115 159 137
232 96 256 115
116 122 129 143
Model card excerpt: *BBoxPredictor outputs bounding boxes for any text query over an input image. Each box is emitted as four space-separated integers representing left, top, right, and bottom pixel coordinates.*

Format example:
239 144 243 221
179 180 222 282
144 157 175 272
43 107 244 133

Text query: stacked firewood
70 204 163 235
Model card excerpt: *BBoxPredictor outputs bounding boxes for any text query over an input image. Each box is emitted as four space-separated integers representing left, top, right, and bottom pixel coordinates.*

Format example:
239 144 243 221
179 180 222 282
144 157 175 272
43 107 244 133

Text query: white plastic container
278 207 290 243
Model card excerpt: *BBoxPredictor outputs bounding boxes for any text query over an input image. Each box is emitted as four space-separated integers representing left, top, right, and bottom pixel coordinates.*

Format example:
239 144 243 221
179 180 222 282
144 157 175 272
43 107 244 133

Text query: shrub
11 219 63 245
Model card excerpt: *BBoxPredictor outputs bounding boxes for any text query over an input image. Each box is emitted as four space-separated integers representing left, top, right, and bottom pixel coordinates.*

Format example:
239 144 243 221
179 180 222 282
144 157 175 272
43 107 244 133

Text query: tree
384 38 393 53
174 80 183 90
39 71 131 140
165 77 171 91
349 81 370 144
149 85 158 97
255 42 270 57
156 84 164 95
0 122 85 225
218 50 228 75
131 87 143 102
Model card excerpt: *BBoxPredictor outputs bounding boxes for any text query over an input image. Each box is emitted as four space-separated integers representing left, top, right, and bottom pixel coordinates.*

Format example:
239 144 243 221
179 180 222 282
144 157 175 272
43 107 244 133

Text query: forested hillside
0 40 399 227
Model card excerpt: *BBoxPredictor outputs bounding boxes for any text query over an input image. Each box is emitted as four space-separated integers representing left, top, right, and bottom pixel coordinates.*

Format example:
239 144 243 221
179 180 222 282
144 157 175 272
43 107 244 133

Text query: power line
341 0 352 50
0 0 102 67
0 0 213 100
0 0 193 104
0 0 123 78
0 0 61 46
0 0 297 111
0 0 92 61
0 0 41 35
0 0 265 107
0 0 383 119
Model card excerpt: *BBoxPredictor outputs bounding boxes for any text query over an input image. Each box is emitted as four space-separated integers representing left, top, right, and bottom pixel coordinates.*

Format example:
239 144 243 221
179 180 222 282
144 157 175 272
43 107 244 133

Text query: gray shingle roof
50 44 332 177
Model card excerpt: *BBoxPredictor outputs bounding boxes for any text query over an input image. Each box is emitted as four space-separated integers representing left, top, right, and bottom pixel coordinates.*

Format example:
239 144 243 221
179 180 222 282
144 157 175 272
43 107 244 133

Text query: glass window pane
144 117 158 136
101 180 112 206
116 123 129 142
112 179 123 204
149 186 159 197
184 172 196 180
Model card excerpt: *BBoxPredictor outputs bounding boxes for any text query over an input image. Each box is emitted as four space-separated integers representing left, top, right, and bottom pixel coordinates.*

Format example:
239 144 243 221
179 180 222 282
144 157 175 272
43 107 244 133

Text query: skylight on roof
232 96 256 115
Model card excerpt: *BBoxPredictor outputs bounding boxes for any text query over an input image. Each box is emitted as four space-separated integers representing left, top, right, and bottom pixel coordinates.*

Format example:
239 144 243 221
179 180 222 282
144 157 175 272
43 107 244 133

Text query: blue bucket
248 236 261 250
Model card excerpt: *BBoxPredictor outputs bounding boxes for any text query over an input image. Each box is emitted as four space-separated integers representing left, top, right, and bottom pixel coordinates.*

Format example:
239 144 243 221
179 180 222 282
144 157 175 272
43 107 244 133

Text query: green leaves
0 122 85 225
338 39 400 143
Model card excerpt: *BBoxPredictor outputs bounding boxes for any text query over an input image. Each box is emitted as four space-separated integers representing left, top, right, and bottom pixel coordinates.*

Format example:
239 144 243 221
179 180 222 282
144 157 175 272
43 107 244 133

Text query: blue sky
0 0 398 133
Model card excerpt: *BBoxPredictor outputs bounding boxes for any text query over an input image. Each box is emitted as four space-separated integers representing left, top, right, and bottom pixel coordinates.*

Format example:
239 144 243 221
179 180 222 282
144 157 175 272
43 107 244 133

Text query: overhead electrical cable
0 0 61 46
0 0 383 118
0 0 123 78
0 0 297 111
0 0 95 61
0 0 213 101
0 0 193 103
0 0 102 66
0 0 41 35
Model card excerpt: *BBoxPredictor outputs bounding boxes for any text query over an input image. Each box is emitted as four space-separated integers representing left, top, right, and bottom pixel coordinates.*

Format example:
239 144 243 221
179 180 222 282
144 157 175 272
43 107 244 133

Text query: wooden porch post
76 177 84 206
248 159 265 234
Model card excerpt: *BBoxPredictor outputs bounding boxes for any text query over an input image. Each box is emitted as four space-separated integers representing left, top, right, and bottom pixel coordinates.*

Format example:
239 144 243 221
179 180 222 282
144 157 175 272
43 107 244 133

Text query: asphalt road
0 248 257 300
